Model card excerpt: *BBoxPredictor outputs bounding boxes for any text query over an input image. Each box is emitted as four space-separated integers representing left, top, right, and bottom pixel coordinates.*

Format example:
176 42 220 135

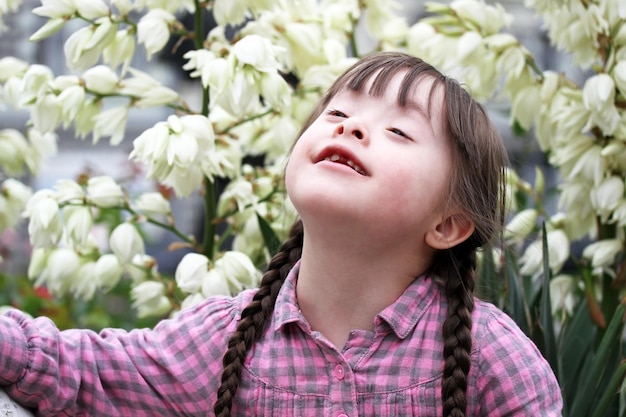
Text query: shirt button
334 364 345 380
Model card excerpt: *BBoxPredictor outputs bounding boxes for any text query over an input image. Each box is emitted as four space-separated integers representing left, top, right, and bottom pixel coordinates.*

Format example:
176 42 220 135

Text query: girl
0 52 562 416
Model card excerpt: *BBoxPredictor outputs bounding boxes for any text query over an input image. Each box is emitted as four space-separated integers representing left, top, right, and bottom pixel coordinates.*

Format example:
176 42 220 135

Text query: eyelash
326 109 412 141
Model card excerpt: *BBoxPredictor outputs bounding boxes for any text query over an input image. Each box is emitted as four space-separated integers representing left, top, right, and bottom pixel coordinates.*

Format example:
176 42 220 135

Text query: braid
213 220 304 417
439 240 477 417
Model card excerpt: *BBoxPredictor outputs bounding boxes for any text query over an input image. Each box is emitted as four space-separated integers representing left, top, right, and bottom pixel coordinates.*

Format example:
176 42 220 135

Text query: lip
314 145 369 176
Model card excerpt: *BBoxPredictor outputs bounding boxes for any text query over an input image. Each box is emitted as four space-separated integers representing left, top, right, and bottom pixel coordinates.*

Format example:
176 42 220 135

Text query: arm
0 295 240 416
475 305 563 416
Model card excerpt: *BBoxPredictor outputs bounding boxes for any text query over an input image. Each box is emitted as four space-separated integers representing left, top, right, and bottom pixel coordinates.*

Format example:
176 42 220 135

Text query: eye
326 109 347 118
388 127 412 140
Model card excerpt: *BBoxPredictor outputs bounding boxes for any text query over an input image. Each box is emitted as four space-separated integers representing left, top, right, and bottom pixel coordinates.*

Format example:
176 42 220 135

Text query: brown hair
213 51 508 417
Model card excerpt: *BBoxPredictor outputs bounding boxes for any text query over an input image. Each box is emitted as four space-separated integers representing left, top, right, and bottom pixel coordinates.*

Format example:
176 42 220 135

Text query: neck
295 219 434 349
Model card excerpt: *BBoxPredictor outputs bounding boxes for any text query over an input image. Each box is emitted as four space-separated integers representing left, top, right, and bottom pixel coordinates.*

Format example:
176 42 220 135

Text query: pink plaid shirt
1 262 562 416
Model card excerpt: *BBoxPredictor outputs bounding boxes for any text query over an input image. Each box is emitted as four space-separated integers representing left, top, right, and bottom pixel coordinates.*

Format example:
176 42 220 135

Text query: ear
424 213 475 250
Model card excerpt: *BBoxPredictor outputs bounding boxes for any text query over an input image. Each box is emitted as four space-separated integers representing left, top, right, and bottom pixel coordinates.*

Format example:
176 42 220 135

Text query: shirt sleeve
474 306 563 416
0 294 243 417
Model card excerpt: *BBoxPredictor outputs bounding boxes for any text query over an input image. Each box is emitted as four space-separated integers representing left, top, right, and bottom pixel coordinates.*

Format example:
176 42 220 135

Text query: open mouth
316 148 368 176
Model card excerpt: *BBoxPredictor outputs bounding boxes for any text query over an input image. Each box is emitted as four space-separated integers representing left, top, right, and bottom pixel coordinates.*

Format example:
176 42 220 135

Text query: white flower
218 177 256 215
86 176 125 208
82 65 119 95
63 206 93 246
27 247 49 280
56 83 86 125
75 0 109 20
71 261 98 300
131 280 172 318
32 0 77 19
137 9 176 60
213 0 249 26
519 229 570 276
511 85 541 131
550 274 577 317
201 268 231 297
613 60 626 97
582 74 620 134
590 176 624 222
29 17 66 42
215 250 259 293
0 129 30 175
582 239 622 268
54 179 85 203
504 208 538 241
24 190 63 248
64 17 115 68
111 0 134 15
31 93 62 134
0 56 28 82
133 192 171 216
130 114 217 196
92 106 128 145
118 68 179 107
44 248 80 295
457 31 484 64
109 222 145 264
103 28 136 72
0 178 32 231
74 98 100 138
232 34 283 73
95 253 123 290
127 253 157 283
175 252 209 293
450 0 512 35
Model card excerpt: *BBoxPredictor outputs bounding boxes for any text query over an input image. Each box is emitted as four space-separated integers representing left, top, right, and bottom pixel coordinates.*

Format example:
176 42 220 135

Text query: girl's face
285 71 454 249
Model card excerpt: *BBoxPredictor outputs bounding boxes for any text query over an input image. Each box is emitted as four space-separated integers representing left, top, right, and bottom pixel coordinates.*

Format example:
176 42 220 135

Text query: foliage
0 0 625 413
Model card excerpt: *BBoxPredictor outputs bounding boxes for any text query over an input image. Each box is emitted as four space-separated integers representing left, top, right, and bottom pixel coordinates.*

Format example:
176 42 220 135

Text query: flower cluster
2 0 624 321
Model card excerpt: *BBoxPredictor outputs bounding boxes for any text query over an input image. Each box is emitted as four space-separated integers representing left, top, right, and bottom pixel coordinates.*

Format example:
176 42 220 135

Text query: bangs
330 52 446 115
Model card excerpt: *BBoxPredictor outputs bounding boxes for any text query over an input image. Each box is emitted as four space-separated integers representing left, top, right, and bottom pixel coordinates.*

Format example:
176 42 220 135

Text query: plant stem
193 0 217 259
202 179 217 258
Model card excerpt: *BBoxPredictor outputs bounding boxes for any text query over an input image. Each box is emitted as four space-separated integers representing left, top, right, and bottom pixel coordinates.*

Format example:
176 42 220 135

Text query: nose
335 118 367 141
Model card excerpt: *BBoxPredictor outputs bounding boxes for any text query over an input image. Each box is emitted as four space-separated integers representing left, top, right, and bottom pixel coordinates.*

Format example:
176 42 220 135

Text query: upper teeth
324 154 366 175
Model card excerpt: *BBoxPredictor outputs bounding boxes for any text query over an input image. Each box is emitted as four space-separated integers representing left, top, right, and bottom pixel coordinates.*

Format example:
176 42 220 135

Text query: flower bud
582 239 622 268
131 280 172 318
109 222 145 264
29 17 66 42
504 208 538 241
86 176 125 208
71 261 98 300
64 205 93 246
134 192 171 217
82 65 119 95
201 268 231 297
175 253 209 293
46 248 80 294
95 253 123 290
216 251 259 292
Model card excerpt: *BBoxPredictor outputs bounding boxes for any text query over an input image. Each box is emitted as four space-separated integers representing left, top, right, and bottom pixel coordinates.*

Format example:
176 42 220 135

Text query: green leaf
504 248 529 335
256 213 281 257
591 360 626 417
569 302 625 416
558 301 596 410
540 221 558 378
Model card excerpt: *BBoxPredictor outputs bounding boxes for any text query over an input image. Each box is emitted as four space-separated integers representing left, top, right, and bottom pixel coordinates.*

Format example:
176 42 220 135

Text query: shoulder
470 300 563 415
150 288 258 345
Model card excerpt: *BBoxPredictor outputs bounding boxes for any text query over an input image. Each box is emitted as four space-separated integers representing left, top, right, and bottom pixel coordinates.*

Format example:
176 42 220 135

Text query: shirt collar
272 261 438 339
